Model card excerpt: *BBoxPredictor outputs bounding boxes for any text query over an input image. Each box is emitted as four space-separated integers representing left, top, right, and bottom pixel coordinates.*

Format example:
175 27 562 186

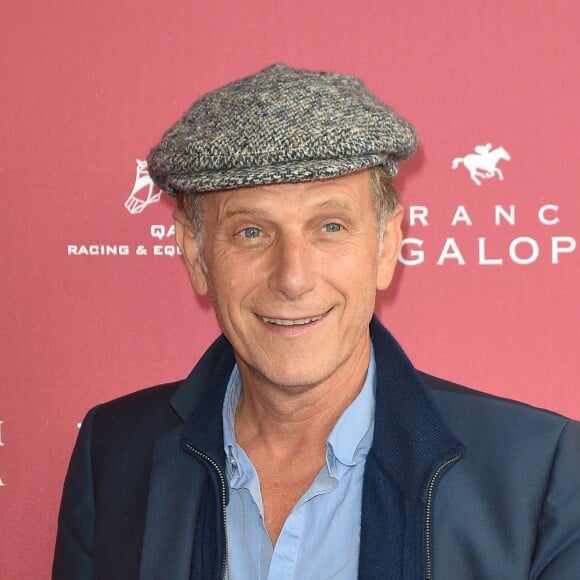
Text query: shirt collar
223 367 243 478
326 345 376 468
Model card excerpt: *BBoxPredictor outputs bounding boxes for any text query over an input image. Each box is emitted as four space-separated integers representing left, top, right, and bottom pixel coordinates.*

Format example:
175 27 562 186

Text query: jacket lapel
140 335 236 580
140 425 206 580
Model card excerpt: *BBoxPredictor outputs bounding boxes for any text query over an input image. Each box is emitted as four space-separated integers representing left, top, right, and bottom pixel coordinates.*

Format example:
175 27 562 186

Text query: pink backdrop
1 1 578 577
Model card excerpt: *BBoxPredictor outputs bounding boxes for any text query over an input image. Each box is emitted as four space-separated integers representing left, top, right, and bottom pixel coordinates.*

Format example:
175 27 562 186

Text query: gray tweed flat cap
147 64 418 195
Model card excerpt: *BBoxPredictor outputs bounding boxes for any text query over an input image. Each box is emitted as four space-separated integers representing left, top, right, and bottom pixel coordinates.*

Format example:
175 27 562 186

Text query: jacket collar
170 334 235 423
174 334 234 481
369 317 464 501
172 317 463 502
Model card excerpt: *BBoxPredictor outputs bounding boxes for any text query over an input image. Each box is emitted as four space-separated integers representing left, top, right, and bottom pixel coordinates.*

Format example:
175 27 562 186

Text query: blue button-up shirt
222 350 376 579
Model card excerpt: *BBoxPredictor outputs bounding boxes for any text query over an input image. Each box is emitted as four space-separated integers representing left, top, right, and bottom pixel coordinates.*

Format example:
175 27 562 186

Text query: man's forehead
206 171 374 218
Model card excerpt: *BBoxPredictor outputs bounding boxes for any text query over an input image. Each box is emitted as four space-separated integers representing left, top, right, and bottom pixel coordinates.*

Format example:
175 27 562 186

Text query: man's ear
376 204 404 290
173 209 209 296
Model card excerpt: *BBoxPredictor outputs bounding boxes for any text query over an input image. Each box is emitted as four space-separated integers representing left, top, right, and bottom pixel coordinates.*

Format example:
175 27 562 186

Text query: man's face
176 170 403 393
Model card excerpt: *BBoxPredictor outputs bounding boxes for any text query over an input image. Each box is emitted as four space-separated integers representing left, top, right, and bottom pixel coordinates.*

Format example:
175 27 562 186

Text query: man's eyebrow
315 198 355 212
219 205 266 221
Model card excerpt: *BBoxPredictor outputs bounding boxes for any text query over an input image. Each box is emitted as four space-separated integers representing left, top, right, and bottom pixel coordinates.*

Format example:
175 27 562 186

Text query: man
53 64 580 579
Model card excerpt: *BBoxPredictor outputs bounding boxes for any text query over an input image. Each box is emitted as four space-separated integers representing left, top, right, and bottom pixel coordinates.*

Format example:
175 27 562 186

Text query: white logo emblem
452 144 511 186
124 160 162 214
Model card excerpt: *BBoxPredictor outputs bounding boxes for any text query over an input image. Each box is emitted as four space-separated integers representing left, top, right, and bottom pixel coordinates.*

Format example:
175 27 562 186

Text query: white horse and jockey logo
452 144 511 186
124 160 163 214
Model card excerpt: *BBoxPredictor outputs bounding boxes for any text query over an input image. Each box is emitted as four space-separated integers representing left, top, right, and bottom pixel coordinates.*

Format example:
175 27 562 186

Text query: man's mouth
259 315 323 327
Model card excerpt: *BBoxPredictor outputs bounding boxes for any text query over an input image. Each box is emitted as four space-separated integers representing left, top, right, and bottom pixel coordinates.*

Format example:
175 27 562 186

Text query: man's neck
234 337 371 456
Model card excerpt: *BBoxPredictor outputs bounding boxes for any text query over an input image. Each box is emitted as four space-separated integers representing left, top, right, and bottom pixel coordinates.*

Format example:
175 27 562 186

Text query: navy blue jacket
53 319 580 579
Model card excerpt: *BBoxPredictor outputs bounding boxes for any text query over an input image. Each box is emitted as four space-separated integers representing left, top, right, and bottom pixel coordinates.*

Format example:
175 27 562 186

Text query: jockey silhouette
452 144 510 186
474 143 492 156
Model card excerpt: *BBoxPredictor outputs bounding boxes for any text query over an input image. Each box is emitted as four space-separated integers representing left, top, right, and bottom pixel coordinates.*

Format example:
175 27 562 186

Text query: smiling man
54 65 580 579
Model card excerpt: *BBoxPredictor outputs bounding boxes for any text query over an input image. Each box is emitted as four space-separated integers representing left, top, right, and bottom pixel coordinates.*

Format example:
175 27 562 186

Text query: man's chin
240 357 338 394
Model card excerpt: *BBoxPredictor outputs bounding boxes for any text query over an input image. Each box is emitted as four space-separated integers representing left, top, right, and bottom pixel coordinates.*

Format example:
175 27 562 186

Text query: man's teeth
261 316 322 326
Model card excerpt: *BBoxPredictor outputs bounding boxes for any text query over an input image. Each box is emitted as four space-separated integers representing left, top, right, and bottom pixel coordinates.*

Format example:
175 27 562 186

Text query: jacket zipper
424 454 461 580
184 443 228 580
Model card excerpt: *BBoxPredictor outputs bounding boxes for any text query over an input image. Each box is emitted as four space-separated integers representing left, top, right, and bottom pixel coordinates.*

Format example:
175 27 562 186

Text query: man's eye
241 227 261 238
323 223 342 233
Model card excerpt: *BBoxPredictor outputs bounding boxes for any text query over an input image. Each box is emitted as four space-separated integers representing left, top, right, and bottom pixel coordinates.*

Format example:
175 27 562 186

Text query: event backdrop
1 1 578 577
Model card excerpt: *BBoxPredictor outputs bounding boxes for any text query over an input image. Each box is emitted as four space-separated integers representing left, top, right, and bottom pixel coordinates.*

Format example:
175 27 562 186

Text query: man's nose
268 234 316 300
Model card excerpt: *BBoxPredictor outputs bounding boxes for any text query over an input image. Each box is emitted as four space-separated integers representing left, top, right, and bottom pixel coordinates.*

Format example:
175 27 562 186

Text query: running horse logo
124 160 163 214
452 144 511 186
